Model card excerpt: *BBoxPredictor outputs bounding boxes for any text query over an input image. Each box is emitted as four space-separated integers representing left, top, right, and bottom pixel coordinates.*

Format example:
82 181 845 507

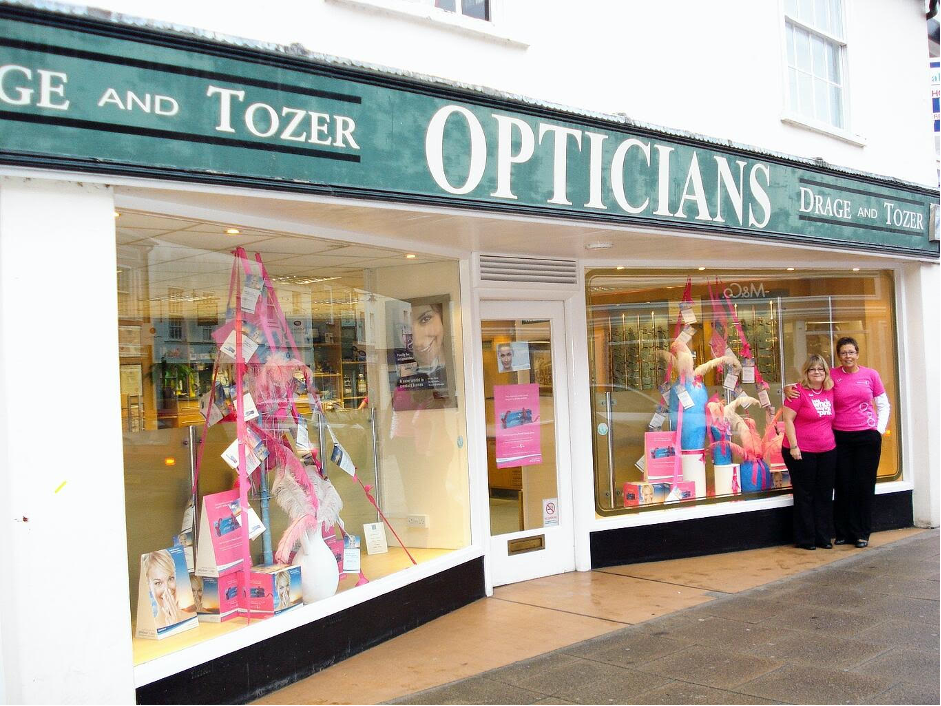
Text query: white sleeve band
874 393 890 434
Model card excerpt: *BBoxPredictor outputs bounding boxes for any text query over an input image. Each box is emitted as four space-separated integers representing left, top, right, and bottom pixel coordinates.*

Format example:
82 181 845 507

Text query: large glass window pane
586 270 901 516
814 77 830 123
795 27 813 72
119 211 470 661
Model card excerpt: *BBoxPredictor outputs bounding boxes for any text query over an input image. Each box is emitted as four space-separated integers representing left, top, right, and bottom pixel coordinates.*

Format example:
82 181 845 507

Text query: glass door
480 300 575 586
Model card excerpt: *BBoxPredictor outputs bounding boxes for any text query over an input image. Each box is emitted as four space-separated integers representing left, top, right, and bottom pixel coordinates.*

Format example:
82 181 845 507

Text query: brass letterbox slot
507 534 545 555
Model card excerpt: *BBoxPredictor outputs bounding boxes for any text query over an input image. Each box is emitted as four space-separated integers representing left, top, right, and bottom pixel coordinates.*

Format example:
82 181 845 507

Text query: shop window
117 212 470 662
586 269 900 516
433 0 489 21
784 0 846 129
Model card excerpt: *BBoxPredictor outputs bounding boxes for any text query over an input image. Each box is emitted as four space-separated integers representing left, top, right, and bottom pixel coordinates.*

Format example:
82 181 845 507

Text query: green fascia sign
0 5 937 257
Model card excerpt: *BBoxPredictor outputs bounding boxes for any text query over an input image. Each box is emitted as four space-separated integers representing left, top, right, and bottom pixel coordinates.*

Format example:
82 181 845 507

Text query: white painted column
906 262 941 528
0 177 136 703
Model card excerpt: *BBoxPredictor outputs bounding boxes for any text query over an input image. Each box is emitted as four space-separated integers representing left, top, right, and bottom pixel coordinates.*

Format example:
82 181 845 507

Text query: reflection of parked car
214 515 238 537
224 585 238 600
501 408 533 428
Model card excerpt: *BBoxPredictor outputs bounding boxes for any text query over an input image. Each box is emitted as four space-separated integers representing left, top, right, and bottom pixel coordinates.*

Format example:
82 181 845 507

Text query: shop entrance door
480 300 575 586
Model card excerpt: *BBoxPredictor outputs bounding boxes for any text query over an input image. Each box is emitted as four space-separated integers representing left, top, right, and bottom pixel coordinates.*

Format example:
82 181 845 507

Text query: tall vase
293 524 339 603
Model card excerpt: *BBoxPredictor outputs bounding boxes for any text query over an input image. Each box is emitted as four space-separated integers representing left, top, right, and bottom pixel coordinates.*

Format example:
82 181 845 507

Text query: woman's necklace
807 385 823 396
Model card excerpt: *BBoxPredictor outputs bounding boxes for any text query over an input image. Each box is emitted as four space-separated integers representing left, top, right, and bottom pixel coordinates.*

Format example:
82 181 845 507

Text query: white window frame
780 0 864 145
326 0 528 47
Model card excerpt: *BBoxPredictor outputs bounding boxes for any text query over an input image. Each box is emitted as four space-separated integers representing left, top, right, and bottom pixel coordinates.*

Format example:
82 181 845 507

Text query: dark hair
836 337 859 354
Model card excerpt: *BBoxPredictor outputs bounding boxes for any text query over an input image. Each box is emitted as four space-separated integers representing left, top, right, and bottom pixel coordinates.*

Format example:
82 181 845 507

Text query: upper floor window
784 0 846 129
416 0 489 21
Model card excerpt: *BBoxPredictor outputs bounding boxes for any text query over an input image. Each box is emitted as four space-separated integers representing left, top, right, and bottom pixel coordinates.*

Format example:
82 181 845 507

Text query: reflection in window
586 269 899 516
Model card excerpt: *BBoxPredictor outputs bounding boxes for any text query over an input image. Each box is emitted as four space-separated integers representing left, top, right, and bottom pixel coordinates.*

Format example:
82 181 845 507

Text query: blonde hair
798 354 834 390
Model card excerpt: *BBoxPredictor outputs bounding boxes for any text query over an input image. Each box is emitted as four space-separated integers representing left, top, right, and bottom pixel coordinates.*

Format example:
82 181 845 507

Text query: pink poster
494 383 542 468
202 489 245 570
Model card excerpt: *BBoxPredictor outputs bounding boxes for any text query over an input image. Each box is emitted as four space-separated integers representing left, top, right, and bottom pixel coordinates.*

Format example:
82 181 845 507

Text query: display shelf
132 546 453 668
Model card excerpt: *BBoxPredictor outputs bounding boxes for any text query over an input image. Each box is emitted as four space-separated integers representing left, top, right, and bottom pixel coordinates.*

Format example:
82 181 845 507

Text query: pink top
831 366 886 432
783 384 836 453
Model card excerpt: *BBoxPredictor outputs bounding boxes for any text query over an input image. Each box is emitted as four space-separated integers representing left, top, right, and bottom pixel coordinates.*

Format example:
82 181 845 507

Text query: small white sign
363 522 388 555
234 504 266 541
343 535 361 573
635 455 647 473
242 392 259 422
542 498 559 527
679 302 697 324
723 372 739 391
241 273 263 313
676 387 695 409
649 411 666 429
742 362 756 384
296 422 310 451
758 389 772 408
220 439 261 473
220 330 259 362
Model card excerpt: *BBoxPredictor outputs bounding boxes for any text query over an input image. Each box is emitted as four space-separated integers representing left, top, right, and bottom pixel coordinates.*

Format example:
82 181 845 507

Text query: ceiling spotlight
225 228 240 235
697 266 706 271
585 242 613 250
113 211 120 218
786 267 795 271
616 266 625 270
852 267 860 272
405 254 416 259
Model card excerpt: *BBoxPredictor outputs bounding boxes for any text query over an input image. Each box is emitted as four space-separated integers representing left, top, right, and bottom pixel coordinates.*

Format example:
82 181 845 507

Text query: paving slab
632 644 783 689
621 681 783 705
852 646 941 684
871 680 941 706
734 663 899 704
854 617 941 651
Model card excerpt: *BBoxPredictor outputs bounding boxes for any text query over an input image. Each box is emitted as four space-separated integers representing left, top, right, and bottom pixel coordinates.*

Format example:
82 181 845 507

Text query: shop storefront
0 4 937 704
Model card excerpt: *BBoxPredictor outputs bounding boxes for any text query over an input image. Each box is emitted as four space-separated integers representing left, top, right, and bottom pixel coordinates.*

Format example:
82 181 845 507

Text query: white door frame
476 298 576 593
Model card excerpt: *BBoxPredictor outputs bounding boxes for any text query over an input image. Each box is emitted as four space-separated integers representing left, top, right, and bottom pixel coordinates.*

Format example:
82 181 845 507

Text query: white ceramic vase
713 463 740 496
681 453 707 498
293 524 339 603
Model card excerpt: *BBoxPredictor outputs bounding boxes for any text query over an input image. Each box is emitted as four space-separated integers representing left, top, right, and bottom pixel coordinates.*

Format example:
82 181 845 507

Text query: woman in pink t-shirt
782 355 837 550
831 337 890 548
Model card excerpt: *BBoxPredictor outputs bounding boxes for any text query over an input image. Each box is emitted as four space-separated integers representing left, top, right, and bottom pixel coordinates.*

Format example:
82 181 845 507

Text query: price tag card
329 430 357 476
343 535 361 573
634 455 647 473
296 422 310 452
649 411 666 429
675 386 695 409
658 381 672 403
242 392 259 422
199 391 223 426
679 301 697 324
676 325 695 345
241 273 264 313
220 439 261 473
723 372 739 391
741 360 756 384
234 504 266 541
362 522 388 555
758 389 771 408
220 330 260 362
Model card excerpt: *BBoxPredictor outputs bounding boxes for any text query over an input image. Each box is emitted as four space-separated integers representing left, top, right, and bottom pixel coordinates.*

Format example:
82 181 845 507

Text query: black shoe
834 538 847 545
855 539 869 548
797 544 816 550
818 543 833 549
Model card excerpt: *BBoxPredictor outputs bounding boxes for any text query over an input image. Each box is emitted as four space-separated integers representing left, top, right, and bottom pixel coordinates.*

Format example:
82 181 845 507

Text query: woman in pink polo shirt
831 337 890 548
782 355 837 550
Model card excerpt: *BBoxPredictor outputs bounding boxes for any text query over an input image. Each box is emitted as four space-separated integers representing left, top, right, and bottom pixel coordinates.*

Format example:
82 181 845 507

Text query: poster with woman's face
386 295 456 410
496 342 531 372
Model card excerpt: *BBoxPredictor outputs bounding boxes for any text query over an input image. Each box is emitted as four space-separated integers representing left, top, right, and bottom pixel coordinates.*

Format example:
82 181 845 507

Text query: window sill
781 113 867 147
325 0 530 47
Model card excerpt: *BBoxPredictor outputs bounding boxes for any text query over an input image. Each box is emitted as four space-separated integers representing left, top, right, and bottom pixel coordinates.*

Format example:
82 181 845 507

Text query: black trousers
834 429 883 542
783 448 837 546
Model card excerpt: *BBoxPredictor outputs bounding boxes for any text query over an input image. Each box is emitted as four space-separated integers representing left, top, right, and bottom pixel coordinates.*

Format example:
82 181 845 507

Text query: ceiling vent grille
477 255 579 286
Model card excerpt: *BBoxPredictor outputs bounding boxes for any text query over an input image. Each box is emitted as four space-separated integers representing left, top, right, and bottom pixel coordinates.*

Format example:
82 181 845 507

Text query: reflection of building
0 1 938 703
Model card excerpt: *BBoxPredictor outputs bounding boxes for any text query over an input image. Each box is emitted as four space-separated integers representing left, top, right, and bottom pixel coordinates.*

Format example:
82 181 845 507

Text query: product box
770 466 791 489
244 564 302 616
643 431 679 482
665 480 696 503
193 572 241 623
623 482 672 507
136 545 199 639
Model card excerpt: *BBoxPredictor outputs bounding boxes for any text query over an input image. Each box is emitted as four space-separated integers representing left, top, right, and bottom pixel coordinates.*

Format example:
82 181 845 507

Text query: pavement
388 529 939 705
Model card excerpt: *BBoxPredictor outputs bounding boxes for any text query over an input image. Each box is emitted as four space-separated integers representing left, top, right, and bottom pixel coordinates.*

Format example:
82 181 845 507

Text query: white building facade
0 1 937 703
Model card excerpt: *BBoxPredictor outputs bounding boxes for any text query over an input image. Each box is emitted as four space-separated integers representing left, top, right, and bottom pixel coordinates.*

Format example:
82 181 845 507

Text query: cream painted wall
0 177 136 703
63 0 937 186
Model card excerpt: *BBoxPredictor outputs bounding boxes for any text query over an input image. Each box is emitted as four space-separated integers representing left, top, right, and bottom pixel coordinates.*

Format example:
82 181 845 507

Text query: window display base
590 490 913 567
136 556 484 704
